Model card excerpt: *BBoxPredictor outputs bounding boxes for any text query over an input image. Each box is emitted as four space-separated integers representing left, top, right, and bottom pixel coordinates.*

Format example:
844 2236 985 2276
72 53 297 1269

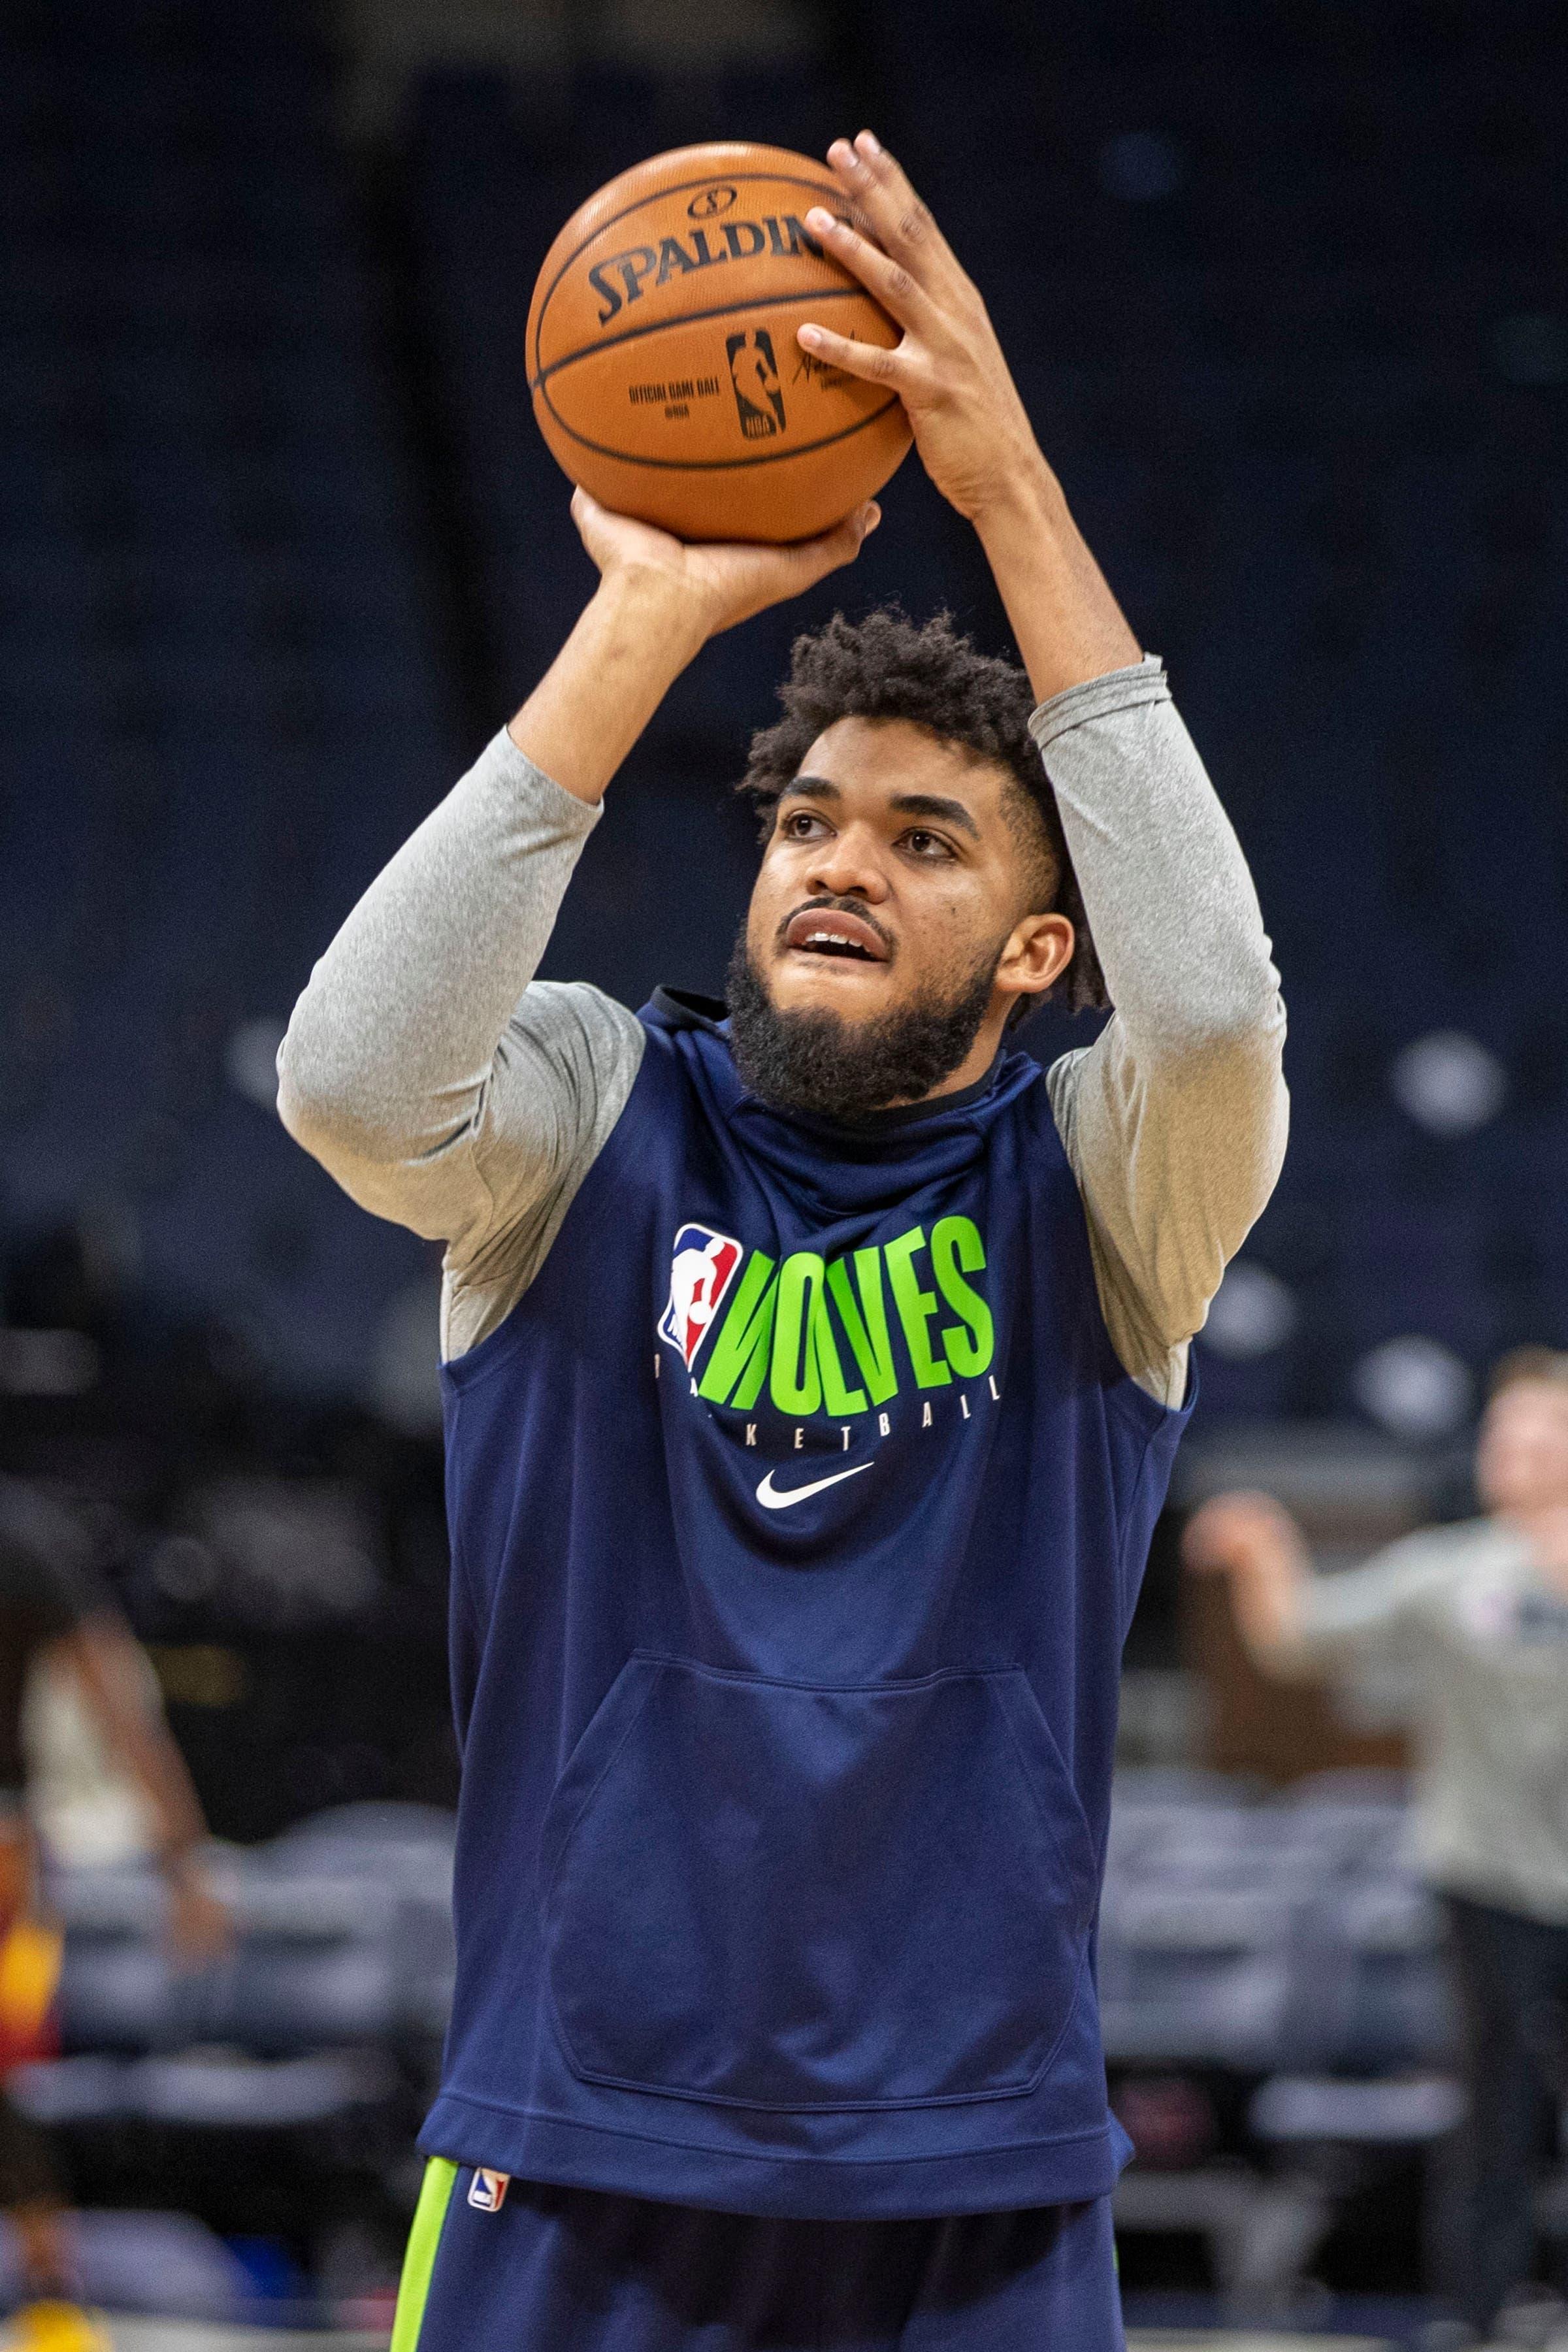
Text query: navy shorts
391 2163 1122 2352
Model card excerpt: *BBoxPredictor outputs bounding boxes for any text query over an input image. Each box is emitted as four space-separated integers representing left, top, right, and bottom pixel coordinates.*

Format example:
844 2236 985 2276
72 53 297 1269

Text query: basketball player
280 134 1287 2349
1185 1352 1568 2337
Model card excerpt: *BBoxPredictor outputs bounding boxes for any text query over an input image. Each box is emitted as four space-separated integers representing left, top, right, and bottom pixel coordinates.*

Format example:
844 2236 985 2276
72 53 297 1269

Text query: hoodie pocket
538 1654 1096 2112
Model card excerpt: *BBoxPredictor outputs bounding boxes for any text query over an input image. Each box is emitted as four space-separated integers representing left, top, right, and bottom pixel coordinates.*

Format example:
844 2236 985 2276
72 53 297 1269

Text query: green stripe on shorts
391 2157 459 2352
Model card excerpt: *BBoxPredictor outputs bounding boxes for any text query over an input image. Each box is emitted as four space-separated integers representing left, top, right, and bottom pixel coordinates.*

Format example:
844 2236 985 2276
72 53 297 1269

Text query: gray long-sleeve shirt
278 656 1288 1401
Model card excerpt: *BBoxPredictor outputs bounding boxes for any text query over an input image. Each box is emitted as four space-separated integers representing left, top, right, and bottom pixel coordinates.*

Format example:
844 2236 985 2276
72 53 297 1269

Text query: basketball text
587 215 831 325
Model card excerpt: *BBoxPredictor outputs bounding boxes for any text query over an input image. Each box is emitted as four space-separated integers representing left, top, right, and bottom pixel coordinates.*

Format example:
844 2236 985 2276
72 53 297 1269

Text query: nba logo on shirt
658 1224 742 1370
468 2168 509 2213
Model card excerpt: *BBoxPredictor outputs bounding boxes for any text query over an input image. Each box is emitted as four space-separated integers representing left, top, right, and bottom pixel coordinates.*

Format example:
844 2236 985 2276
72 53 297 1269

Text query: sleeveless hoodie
421 990 1192 2217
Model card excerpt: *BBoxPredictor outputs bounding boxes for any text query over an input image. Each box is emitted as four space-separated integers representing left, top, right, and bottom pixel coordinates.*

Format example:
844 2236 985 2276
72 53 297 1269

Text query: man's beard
725 928 1002 1123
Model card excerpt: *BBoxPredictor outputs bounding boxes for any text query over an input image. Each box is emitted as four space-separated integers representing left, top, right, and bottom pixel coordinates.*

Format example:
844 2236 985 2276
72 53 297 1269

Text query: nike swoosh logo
756 1462 874 1511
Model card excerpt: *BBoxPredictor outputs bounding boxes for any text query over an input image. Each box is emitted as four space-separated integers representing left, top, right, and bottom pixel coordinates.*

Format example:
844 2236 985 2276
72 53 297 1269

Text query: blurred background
1 0 1565 2338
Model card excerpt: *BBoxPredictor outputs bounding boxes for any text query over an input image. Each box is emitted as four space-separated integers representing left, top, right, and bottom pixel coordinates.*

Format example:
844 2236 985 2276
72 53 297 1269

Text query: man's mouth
781 906 891 964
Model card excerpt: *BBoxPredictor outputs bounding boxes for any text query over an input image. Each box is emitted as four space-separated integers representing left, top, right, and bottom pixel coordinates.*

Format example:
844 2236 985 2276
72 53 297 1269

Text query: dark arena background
1 0 1565 2342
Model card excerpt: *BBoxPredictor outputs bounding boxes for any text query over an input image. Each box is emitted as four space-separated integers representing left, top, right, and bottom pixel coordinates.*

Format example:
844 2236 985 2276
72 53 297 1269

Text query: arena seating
45 1805 455 2059
1102 1771 1452 2074
5 1805 456 2319
0 2207 258 2326
0 0 452 1395
1103 1768 1459 2304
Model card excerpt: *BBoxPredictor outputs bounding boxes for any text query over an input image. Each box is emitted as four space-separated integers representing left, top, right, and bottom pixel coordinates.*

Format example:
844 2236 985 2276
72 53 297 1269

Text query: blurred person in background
0 1477 231 2352
1184 1349 1568 2342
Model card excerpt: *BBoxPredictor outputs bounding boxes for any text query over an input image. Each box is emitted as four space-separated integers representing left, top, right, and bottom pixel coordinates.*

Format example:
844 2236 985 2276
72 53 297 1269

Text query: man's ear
997 910 1075 1006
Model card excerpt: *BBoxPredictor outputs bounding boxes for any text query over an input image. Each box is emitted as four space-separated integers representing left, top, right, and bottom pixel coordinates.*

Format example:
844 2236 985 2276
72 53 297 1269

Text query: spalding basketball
527 142 913 544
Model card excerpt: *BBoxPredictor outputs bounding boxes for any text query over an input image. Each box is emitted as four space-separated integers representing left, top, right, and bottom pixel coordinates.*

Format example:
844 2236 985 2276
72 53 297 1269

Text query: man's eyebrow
889 791 980 840
779 777 981 841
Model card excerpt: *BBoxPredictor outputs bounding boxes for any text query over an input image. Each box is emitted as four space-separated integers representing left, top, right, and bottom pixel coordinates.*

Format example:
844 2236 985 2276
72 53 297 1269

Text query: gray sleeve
1278 1529 1462 1673
276 728 646 1360
1032 658 1288 1403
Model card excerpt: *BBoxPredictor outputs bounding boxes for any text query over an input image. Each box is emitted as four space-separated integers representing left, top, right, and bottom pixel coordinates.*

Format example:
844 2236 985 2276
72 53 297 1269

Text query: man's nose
808 826 889 902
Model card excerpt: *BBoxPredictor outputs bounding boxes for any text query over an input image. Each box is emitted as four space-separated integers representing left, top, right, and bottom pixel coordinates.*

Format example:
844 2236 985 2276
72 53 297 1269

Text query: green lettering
930 1215 994 1378
885 1226 951 1389
770 1252 823 1416
769 1252 870 1418
810 1282 867 1416
826 1250 898 1405
696 1251 777 1409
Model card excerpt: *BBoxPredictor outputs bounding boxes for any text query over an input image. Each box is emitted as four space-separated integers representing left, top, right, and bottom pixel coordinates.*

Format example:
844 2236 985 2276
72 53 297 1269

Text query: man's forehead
790 716 1011 804
1494 1380 1568 1422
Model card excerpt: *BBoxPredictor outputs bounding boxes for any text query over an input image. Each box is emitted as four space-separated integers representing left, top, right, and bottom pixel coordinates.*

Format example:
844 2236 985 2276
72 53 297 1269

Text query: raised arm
1183 1490 1456 1677
1034 662 1286 1399
278 495 877 1350
798 133 1286 1399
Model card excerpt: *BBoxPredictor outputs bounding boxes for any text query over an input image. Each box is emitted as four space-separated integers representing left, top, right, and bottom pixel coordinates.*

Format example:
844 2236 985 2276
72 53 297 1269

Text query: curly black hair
739 609 1105 1015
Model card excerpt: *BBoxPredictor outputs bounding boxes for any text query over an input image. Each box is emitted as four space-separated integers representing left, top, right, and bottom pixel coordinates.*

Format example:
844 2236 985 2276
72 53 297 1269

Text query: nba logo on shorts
725 330 786 438
659 1224 743 1370
468 2168 510 2213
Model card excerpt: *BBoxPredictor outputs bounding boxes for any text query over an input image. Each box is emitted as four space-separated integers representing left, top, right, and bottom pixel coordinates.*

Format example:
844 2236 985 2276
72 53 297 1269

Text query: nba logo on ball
659 1225 743 1369
726 329 785 439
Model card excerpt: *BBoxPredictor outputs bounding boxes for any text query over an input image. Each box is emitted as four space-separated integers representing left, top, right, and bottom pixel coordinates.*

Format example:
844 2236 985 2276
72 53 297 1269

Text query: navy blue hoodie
420 989 1191 2218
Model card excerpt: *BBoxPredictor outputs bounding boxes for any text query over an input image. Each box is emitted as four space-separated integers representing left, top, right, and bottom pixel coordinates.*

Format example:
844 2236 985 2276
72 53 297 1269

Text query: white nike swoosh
756 1462 874 1511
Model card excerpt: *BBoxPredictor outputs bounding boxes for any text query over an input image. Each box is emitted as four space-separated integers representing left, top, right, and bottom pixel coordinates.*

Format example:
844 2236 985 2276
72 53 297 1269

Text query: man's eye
781 810 824 839
904 828 953 858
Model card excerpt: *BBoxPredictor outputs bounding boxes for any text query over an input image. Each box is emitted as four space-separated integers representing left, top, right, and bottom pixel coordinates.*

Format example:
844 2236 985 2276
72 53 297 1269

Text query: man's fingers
569 483 612 553
826 131 960 284
823 498 882 563
794 322 909 389
704 503 880 634
802 206 933 331
786 500 882 581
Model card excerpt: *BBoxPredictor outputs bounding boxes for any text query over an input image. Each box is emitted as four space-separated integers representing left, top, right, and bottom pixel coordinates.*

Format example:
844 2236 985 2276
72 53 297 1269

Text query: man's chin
768 956 894 1015
726 934 1000 1124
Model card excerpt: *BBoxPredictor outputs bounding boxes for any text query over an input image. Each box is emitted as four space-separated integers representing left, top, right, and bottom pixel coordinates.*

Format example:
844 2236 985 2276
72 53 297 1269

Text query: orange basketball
527 142 913 544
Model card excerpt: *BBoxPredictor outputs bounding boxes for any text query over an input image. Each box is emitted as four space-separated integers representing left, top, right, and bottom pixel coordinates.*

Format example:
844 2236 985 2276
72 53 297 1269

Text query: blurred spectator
1184 1351 1568 2337
1 1478 231 2350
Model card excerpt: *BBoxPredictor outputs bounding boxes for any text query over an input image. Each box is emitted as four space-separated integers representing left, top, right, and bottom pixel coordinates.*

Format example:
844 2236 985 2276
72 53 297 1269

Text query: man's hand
796 132 1141 700
1182 1490 1312 1663
1182 1491 1304 1577
795 134 1043 527
509 490 878 804
571 487 879 644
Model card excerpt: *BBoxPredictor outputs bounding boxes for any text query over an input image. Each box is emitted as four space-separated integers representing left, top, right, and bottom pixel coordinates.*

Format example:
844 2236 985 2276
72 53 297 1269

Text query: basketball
527 142 914 544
